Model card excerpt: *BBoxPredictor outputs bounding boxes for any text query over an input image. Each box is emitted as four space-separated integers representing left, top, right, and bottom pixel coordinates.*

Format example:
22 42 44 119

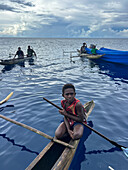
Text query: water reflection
69 121 93 170
69 120 123 170
0 133 39 155
0 105 14 112
17 61 25 67
1 64 15 73
85 146 121 155
0 105 38 156
28 58 35 65
89 60 128 81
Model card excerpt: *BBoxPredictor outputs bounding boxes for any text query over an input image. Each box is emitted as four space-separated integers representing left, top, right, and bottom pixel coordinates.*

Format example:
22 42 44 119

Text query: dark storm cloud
0 0 128 38
0 4 15 11
10 0 34 7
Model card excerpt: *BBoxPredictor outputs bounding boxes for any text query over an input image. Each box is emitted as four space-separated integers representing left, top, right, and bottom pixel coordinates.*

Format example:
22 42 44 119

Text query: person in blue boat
55 83 87 140
90 45 97 55
14 47 24 59
27 46 37 57
80 42 87 54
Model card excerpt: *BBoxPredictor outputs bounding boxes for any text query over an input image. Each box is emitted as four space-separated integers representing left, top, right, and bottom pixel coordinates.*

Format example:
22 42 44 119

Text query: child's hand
59 109 67 116
68 129 74 139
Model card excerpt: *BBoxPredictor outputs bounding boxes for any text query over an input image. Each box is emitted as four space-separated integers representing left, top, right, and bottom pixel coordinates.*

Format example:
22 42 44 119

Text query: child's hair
62 83 75 94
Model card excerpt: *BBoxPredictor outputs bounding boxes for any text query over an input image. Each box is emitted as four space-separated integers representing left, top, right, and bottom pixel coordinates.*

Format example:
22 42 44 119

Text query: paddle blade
121 147 128 157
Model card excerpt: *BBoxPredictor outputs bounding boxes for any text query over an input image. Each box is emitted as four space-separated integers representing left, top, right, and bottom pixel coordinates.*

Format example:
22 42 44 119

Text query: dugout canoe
75 50 104 59
26 100 95 170
79 53 105 59
0 56 33 65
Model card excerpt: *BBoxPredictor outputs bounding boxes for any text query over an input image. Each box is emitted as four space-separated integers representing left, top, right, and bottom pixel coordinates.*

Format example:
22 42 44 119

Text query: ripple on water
0 38 128 170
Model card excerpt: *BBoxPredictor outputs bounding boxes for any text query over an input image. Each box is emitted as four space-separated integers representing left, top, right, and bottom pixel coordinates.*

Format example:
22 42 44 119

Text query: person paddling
55 83 87 140
80 42 87 54
27 46 36 57
14 47 24 59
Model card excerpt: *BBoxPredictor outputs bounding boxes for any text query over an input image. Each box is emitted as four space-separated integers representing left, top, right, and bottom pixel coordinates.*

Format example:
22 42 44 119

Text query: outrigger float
63 50 105 59
0 92 13 105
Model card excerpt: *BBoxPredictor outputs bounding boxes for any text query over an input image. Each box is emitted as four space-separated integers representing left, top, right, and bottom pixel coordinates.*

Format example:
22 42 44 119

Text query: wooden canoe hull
52 139 79 170
79 53 105 59
26 139 72 170
0 56 33 65
26 100 95 170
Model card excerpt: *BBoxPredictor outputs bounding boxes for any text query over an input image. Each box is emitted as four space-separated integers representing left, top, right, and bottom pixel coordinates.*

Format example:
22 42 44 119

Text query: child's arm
64 117 74 138
59 102 85 123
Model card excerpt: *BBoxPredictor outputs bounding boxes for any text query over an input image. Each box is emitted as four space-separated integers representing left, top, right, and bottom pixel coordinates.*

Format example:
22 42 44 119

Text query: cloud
0 4 15 11
1 23 26 35
0 0 128 37
10 0 34 7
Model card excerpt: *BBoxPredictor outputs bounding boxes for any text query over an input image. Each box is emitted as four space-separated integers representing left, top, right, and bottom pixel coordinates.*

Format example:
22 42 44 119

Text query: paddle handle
43 98 112 142
43 97 126 150
82 122 125 149
43 97 62 110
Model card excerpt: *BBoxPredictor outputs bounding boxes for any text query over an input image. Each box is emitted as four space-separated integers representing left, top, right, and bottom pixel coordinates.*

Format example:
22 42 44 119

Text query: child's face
63 88 76 103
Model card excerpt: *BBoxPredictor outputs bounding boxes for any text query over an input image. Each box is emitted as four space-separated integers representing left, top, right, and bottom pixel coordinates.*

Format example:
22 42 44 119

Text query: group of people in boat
14 46 37 59
80 42 97 55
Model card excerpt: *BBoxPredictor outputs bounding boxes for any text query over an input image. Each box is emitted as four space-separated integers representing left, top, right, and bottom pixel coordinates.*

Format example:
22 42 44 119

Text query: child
55 84 87 140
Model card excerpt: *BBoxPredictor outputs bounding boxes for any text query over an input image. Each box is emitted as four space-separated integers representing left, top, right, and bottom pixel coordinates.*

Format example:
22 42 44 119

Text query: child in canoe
55 83 87 140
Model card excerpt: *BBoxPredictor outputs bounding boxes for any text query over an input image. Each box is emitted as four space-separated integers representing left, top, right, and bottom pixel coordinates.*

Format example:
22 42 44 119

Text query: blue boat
100 47 128 54
85 47 128 65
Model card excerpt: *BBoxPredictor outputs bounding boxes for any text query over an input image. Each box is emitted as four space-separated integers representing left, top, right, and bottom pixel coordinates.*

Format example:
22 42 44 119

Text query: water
0 38 128 170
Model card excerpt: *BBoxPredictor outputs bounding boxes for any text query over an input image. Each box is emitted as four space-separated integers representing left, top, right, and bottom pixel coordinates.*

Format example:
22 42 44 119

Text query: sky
0 0 128 38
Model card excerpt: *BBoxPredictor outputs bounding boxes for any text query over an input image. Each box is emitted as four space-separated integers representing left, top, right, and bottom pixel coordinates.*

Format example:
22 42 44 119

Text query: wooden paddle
0 114 74 149
0 92 13 105
43 97 128 157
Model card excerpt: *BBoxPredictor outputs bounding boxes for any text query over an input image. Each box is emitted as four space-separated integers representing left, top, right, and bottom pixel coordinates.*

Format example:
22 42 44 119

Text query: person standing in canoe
27 46 37 57
14 47 24 59
55 83 87 140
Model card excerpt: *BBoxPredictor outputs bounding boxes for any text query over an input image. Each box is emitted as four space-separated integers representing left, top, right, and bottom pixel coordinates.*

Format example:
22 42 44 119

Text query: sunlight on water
0 38 128 170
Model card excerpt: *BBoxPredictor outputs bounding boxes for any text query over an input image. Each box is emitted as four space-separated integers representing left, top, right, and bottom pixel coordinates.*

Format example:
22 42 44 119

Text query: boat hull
0 56 33 65
26 100 95 170
79 53 104 59
86 47 128 65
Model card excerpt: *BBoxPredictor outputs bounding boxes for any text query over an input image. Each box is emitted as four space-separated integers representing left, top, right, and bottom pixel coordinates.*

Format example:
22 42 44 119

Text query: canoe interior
28 137 71 170
52 138 80 170
26 100 95 170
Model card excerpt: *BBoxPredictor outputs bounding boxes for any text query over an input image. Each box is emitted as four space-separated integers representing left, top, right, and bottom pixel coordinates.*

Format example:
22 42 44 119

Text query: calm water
0 38 128 170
